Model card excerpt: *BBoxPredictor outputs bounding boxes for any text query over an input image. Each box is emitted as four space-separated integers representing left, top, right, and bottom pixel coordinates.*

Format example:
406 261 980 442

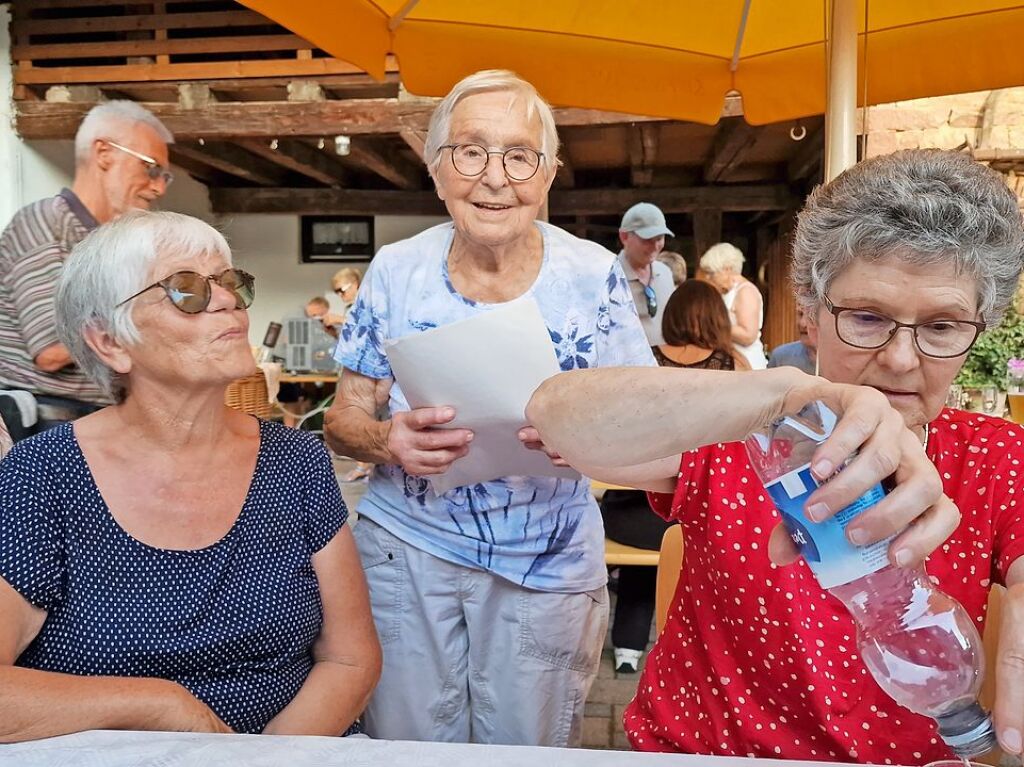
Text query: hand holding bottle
774 380 959 569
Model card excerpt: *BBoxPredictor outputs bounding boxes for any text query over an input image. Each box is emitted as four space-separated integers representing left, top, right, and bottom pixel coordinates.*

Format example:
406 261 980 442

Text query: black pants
600 490 673 652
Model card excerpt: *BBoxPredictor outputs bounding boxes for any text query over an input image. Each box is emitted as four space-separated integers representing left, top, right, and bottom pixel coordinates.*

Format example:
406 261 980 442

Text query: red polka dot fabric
627 409 1024 765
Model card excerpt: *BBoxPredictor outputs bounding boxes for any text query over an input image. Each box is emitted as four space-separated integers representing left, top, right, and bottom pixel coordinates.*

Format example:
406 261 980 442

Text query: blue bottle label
765 463 893 589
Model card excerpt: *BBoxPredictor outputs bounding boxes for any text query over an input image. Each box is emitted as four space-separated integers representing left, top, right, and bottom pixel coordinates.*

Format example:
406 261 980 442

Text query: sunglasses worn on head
643 284 658 318
117 268 255 314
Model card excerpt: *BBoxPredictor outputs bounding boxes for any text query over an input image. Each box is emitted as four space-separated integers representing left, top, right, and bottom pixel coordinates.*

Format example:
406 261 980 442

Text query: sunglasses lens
164 272 209 313
644 285 657 317
218 269 255 310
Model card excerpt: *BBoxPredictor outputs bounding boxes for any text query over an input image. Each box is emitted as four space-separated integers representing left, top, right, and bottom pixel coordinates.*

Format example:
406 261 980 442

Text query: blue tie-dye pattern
334 221 655 591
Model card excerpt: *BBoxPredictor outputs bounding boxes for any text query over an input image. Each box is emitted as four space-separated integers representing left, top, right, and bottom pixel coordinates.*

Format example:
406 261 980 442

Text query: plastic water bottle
744 402 996 760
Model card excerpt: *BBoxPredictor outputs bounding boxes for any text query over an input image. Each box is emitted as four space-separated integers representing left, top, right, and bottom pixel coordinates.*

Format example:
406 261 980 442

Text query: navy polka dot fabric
0 419 347 733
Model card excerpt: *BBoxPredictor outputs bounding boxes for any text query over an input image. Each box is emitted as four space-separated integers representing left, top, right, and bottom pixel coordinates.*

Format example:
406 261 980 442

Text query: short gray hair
700 242 745 274
423 69 560 178
74 101 174 166
792 149 1024 324
56 211 232 401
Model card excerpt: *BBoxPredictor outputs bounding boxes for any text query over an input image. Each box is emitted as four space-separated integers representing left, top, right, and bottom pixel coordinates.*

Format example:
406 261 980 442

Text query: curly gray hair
55 211 233 401
792 149 1024 324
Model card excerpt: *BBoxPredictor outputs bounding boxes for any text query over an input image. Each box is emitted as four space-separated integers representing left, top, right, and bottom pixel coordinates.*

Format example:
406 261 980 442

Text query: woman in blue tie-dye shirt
324 70 655 747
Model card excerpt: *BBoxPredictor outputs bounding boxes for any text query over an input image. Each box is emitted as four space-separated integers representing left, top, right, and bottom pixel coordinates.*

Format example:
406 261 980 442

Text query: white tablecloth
0 730 855 767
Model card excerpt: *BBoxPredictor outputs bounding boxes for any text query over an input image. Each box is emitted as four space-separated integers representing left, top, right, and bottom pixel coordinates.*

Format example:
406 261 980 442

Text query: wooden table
0 730 858 767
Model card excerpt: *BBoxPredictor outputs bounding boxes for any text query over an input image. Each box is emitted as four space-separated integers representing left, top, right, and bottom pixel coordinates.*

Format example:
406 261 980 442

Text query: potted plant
954 302 1024 413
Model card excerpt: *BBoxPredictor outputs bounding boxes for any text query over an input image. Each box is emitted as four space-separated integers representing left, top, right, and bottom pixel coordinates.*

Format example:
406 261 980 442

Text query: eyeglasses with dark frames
823 295 985 359
117 268 255 315
105 140 174 186
439 143 545 181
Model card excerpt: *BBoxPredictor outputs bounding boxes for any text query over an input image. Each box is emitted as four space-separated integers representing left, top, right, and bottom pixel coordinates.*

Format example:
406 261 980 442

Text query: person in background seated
656 250 688 287
321 267 363 332
305 295 338 340
0 211 380 742
700 242 769 370
767 305 818 375
527 150 1024 765
0 102 173 435
0 419 10 459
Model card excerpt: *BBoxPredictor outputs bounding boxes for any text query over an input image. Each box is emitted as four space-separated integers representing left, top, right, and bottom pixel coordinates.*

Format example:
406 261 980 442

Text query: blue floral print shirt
335 221 655 591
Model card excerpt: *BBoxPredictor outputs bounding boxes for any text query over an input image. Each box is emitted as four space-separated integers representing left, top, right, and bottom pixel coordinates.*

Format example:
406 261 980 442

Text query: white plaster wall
220 214 448 347
0 20 446 351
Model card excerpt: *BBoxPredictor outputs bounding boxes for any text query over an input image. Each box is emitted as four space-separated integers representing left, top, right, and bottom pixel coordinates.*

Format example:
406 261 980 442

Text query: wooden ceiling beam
172 142 289 186
787 126 825 183
16 99 666 140
236 139 346 186
628 124 659 187
398 128 426 161
211 184 797 216
345 139 423 190
703 118 763 183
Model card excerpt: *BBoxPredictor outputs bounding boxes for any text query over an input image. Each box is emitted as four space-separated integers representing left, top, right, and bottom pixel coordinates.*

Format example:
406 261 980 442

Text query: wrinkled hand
994 581 1024 755
771 383 958 569
162 684 234 734
517 426 571 467
386 406 473 476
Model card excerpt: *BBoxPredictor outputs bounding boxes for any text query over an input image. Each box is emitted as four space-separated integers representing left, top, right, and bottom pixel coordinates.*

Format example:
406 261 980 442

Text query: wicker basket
224 372 274 419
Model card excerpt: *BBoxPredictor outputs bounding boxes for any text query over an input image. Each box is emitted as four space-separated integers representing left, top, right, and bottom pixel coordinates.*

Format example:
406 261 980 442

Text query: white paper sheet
385 298 581 495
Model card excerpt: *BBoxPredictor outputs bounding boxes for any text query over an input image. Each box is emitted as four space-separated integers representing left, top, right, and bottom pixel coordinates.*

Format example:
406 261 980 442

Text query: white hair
73 101 174 166
700 242 745 274
55 211 232 401
423 69 560 178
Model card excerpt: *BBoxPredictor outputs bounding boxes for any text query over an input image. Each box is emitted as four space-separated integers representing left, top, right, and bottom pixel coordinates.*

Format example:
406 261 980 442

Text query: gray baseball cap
620 202 674 239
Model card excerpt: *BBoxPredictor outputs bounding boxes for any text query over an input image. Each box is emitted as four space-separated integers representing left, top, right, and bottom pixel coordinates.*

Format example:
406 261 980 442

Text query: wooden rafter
787 126 825 183
628 124 659 187
236 139 347 186
211 184 797 216
16 100 665 140
172 142 289 187
345 139 423 190
704 118 763 183
398 128 426 161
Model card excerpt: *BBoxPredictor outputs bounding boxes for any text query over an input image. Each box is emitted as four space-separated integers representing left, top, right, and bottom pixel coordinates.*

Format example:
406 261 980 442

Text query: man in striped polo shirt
0 101 173 438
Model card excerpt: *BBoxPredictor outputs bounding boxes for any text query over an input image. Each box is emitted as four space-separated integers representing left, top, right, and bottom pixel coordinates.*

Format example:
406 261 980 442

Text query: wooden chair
655 524 684 633
977 585 1005 766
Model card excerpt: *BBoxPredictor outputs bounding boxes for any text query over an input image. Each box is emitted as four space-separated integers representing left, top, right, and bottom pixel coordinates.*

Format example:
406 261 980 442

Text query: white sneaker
614 647 643 674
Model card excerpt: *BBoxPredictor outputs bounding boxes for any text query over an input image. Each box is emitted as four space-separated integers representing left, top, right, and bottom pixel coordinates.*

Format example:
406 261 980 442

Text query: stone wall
864 87 1024 207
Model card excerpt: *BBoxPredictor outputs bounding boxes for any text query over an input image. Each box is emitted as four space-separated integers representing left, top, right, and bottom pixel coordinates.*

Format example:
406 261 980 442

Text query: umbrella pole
824 0 858 181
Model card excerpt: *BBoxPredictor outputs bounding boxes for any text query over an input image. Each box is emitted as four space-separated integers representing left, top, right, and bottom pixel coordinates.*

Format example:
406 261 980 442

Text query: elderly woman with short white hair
0 210 380 742
700 241 769 369
323 69 656 746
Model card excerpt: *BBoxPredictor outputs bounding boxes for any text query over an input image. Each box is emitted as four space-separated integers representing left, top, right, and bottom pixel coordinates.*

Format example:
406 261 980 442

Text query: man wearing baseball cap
617 202 676 345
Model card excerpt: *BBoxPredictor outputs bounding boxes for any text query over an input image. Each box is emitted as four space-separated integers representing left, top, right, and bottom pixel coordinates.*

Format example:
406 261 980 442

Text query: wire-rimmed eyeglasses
823 295 985 359
116 268 255 315
439 143 544 181
105 140 174 186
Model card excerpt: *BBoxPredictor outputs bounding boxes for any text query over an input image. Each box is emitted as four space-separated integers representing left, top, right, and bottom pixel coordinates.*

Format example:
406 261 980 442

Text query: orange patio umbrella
237 0 1024 127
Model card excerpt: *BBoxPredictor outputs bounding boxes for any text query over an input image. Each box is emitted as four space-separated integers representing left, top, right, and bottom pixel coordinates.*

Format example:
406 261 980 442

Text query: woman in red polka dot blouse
528 150 1024 765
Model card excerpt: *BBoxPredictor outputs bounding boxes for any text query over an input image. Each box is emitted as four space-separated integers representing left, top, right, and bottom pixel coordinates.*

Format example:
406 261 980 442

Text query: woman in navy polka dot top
0 211 380 742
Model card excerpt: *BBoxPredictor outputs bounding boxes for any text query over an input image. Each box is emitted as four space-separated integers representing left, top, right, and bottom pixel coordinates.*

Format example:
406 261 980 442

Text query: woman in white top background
699 242 769 369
